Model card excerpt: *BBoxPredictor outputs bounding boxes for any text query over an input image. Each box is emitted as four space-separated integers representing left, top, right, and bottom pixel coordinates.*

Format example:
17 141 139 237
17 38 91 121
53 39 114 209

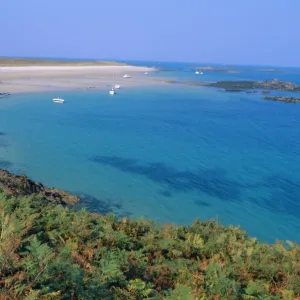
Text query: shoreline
1 81 162 96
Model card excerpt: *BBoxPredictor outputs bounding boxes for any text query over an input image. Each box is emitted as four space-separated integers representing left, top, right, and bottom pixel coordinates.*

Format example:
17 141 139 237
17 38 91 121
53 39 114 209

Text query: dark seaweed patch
194 199 211 207
159 190 173 197
75 192 129 218
89 155 241 201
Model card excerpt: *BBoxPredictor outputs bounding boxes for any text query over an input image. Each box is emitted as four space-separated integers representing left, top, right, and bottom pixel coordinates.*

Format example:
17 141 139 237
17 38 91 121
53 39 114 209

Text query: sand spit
0 65 155 93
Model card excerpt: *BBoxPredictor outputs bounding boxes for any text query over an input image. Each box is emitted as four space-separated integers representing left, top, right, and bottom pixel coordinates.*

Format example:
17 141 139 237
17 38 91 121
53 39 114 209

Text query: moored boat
52 97 64 103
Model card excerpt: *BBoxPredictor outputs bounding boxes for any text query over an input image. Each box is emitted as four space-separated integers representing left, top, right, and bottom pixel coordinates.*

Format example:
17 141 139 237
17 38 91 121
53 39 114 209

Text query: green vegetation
0 192 299 299
0 57 127 67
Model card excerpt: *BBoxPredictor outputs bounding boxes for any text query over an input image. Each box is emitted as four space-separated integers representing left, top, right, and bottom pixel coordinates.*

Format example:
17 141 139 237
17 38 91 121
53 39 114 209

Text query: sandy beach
0 62 156 93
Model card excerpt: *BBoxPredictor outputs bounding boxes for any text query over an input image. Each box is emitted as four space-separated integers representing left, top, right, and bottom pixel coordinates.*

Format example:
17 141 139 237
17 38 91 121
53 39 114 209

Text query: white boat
114 84 120 89
195 71 200 75
144 72 148 75
200 72 204 75
123 74 131 78
52 97 64 103
109 88 115 95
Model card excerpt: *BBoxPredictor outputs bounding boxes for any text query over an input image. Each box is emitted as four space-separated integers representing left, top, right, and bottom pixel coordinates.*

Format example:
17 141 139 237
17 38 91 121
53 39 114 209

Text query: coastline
0 168 79 205
0 167 299 299
0 65 156 93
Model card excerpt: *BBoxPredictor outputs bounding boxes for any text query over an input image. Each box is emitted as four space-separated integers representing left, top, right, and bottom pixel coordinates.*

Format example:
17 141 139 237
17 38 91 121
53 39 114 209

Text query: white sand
0 65 151 72
0 65 156 93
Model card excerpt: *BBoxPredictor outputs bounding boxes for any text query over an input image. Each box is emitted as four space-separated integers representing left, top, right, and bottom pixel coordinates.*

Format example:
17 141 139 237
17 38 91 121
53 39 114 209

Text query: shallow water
1 63 300 243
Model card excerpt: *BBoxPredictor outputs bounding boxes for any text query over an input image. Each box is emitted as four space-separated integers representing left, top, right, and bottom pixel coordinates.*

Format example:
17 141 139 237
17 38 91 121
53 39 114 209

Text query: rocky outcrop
263 96 300 103
0 169 79 205
207 79 300 92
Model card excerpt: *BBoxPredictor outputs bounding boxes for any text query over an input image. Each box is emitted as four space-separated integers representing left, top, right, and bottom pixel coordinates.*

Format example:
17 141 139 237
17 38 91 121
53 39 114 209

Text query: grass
0 57 127 67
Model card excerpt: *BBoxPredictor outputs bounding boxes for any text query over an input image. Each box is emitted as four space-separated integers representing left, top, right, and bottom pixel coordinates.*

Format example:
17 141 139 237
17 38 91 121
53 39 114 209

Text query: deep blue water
1 62 300 243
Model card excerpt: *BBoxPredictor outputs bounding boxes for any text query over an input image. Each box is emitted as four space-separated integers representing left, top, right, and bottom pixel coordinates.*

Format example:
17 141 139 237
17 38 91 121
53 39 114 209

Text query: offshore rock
263 96 300 103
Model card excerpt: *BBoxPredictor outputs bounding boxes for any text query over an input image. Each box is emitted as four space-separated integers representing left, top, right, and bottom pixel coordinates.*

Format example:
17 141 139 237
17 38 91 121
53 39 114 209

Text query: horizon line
1 55 300 69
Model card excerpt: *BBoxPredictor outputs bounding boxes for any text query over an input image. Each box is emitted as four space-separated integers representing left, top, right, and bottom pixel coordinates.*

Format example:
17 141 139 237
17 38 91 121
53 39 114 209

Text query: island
207 78 300 92
0 168 299 299
205 79 300 103
256 68 285 73
161 78 300 93
196 66 239 73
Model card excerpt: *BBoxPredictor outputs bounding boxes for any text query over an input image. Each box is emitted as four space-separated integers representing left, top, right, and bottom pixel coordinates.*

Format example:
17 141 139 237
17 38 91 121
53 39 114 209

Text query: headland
0 168 299 299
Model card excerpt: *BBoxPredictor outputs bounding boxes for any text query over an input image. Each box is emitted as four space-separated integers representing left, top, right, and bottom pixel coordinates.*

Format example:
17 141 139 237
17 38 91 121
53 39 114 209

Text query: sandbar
0 59 156 93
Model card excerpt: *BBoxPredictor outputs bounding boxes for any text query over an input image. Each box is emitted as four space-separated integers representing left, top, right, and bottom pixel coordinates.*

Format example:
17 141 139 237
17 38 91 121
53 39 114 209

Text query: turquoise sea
1 62 300 243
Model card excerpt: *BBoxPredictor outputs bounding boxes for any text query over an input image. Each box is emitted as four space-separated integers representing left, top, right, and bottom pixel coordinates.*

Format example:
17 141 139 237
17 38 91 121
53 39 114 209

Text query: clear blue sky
1 0 299 66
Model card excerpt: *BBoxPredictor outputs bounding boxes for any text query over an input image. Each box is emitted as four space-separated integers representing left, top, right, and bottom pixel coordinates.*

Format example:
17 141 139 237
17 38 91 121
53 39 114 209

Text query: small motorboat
123 74 131 78
144 72 148 75
200 72 204 75
114 84 120 89
109 88 116 95
53 97 64 103
195 70 200 75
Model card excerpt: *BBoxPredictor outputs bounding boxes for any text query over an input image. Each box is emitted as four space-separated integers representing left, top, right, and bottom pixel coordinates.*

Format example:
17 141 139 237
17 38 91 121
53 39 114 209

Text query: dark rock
246 90 258 94
225 89 243 92
207 79 300 92
263 96 300 103
0 169 79 205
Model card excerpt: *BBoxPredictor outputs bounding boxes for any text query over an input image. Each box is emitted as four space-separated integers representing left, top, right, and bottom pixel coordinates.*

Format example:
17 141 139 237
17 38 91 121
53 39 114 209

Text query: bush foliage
0 193 299 299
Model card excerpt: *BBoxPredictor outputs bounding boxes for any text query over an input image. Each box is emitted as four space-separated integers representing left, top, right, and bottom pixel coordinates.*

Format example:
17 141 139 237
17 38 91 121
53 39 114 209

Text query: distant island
257 68 285 73
0 168 299 299
196 66 239 73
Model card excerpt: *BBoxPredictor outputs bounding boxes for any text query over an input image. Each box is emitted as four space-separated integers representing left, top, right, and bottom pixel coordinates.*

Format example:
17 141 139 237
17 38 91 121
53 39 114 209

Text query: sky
1 0 300 66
